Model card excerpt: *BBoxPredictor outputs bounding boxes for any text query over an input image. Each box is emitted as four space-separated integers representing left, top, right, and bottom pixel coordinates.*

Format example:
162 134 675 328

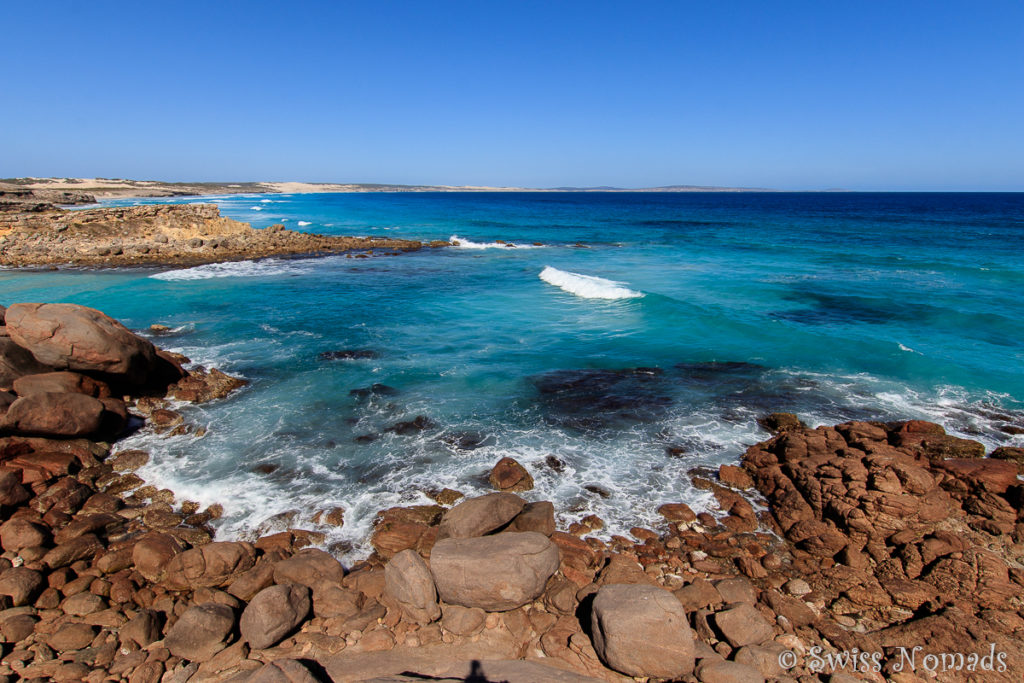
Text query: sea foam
539 266 644 299
449 235 539 249
150 259 307 281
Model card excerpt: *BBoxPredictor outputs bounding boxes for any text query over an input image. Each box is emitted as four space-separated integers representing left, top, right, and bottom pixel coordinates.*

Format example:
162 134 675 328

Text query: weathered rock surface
436 492 526 539
430 531 559 610
162 541 257 590
590 583 695 678
384 548 441 624
240 583 311 649
165 603 236 662
488 456 535 492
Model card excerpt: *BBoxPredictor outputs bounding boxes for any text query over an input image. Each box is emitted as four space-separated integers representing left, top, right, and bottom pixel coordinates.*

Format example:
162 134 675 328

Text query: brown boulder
248 659 321 683
508 500 556 536
2 392 106 437
991 446 1024 472
5 303 159 386
757 412 805 433
43 533 104 569
120 609 161 647
430 531 559 611
46 623 97 652
165 602 236 662
0 469 31 506
272 548 345 590
935 458 1018 493
2 337 54 389
0 567 43 605
240 583 311 649
590 583 695 678
132 532 187 582
12 371 110 398
436 492 526 539
658 502 697 524
719 464 754 489
440 603 487 636
488 457 535 492
0 517 49 552
713 603 775 647
384 549 440 624
162 541 257 590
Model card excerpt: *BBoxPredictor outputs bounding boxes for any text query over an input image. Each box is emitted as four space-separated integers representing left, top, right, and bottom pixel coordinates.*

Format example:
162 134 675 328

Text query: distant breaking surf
539 266 643 299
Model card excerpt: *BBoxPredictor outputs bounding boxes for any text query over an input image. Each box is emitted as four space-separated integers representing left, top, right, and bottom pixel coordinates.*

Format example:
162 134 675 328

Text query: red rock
935 458 1018 493
43 534 104 569
436 493 525 539
131 532 187 582
240 584 311 649
162 541 257 591
507 501 555 536
1 337 54 388
488 457 535 492
2 392 106 438
719 464 754 489
12 371 110 398
658 503 697 524
384 549 440 624
164 603 235 663
0 566 44 605
0 517 49 551
5 303 160 386
713 602 775 647
272 548 345 590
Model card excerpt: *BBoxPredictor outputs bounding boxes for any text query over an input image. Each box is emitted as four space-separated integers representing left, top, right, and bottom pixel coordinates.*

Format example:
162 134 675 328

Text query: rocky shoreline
0 191 448 268
2 303 1023 682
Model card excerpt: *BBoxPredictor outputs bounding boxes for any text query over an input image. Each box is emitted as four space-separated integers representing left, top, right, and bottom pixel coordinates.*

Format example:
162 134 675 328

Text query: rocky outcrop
0 202 440 267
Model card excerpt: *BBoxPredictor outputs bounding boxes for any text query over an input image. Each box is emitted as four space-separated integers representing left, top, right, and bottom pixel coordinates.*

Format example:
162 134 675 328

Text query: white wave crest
539 266 643 300
297 221 312 226
150 259 306 281
250 206 263 211
449 235 540 249
260 199 272 203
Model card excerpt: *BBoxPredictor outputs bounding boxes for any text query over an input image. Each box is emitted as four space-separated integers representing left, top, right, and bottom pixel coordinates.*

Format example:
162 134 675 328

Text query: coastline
2 303 1023 681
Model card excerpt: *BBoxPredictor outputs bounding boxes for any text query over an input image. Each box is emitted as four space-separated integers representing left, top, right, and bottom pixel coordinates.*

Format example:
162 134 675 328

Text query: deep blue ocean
3 192 1022 558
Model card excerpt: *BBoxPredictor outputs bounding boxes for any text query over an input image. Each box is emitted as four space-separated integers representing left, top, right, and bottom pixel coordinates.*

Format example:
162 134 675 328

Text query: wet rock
385 415 437 435
163 541 257 591
425 487 464 506
5 303 160 387
168 366 246 402
384 548 440 624
488 456 535 492
430 531 559 611
436 492 526 539
349 382 399 399
240 583 311 649
590 583 695 678
165 603 236 663
718 464 754 489
990 446 1024 472
318 349 380 360
110 449 149 472
311 506 345 527
658 502 697 524
757 412 805 433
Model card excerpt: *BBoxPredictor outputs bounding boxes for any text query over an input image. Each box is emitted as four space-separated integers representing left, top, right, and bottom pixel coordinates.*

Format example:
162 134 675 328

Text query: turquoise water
3 192 1022 558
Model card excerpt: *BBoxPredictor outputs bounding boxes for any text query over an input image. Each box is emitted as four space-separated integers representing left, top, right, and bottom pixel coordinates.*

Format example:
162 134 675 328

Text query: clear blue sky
4 1 1023 190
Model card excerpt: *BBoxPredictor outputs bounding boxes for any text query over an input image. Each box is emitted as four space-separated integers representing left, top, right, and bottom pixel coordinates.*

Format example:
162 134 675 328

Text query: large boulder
132 532 187 582
163 541 257 591
165 603 236 662
2 391 106 437
12 371 110 398
272 548 345 589
436 492 526 539
384 549 440 624
430 532 559 611
488 457 534 492
4 303 159 386
240 584 311 649
0 337 53 389
590 583 695 678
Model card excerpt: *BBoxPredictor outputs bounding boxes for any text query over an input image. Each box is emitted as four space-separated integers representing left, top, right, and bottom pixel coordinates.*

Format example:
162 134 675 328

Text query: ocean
3 191 1022 559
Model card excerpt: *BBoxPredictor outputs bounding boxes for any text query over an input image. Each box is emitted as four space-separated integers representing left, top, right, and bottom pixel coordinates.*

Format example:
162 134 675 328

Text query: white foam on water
449 235 540 249
297 221 312 226
539 266 644 299
149 259 309 281
260 199 273 203
250 206 263 211
898 342 921 354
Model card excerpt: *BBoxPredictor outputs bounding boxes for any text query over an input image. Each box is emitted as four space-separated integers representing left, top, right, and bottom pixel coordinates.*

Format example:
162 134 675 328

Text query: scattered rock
165 602 236 663
488 456 535 492
384 549 441 624
437 492 526 539
240 583 311 649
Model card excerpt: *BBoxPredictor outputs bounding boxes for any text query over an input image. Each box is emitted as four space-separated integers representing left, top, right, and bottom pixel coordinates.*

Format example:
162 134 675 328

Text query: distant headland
0 176 778 199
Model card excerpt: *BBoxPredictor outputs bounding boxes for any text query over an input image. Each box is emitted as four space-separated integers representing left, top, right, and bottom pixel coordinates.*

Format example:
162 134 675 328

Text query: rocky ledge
2 302 1024 682
0 202 448 268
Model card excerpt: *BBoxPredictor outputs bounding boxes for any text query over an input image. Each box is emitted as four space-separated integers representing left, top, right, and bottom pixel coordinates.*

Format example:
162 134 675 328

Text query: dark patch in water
544 455 566 473
583 484 612 499
318 349 380 360
353 433 378 444
349 383 399 399
532 367 672 430
253 463 279 474
385 415 437 435
440 431 492 451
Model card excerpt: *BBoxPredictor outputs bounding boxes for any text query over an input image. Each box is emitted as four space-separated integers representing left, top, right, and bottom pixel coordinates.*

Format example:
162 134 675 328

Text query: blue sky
4 1 1023 190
